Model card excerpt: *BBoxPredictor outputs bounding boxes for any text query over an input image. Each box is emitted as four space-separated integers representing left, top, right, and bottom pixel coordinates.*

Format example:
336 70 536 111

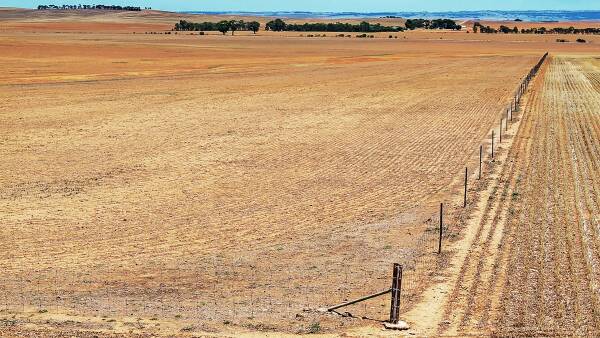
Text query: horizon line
180 9 600 13
5 7 600 13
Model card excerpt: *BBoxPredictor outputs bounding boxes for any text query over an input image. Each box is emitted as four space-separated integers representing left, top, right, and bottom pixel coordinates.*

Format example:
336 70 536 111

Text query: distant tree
247 21 260 34
475 22 498 34
217 20 230 35
266 18 286 31
229 20 240 35
359 21 371 32
430 19 461 30
499 25 511 34
405 19 430 30
37 4 141 11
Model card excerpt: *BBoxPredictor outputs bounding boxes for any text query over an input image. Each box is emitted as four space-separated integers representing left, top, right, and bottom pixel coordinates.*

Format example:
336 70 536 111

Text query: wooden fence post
389 264 402 324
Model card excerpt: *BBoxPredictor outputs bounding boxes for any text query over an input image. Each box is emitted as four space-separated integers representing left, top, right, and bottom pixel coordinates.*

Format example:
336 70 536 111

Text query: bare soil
1 8 599 337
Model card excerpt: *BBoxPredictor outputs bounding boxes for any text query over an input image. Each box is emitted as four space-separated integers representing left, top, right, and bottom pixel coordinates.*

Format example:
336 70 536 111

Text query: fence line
322 51 549 324
1 53 550 334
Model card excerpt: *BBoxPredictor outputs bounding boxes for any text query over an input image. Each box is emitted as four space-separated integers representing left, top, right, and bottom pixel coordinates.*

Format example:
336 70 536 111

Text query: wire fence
0 53 549 333
317 51 550 323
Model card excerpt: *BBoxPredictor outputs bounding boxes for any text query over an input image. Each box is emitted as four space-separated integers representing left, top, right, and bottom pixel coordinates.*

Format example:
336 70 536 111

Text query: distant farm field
1 9 600 337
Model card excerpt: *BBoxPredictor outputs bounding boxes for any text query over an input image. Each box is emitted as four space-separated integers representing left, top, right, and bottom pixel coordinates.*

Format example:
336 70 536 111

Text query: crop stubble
431 55 600 337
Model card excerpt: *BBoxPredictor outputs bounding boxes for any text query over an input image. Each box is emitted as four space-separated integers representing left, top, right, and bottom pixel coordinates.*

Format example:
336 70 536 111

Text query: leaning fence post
463 167 468 208
438 203 443 254
389 264 402 324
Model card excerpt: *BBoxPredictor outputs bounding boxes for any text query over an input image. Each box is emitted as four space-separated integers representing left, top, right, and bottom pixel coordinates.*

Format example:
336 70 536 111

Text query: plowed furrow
493 56 600 336
434 55 600 337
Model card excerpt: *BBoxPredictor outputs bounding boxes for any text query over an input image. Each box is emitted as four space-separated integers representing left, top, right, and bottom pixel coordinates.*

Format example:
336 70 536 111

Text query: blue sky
2 0 598 12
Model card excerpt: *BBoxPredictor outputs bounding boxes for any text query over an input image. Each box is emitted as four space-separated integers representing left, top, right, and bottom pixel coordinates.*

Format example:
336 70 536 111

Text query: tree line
37 4 145 11
474 22 600 35
173 18 466 35
174 20 260 35
265 19 405 32
405 18 462 30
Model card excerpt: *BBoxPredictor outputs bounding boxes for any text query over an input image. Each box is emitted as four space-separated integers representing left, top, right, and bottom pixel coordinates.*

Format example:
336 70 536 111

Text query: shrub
308 322 321 334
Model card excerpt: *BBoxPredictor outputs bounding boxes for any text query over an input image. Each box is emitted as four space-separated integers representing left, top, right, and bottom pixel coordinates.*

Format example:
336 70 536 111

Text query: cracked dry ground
431 55 600 337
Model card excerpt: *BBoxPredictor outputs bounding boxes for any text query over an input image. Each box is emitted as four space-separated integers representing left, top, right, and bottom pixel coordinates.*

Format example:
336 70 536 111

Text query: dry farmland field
1 8 600 337
403 55 600 337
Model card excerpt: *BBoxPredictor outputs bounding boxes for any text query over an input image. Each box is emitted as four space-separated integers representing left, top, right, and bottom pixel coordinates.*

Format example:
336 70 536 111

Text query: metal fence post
479 145 483 180
438 203 443 254
499 121 502 143
463 167 468 208
491 130 495 159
